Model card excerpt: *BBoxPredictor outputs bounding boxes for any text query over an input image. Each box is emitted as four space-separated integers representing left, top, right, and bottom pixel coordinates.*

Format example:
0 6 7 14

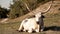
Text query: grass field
0 12 60 34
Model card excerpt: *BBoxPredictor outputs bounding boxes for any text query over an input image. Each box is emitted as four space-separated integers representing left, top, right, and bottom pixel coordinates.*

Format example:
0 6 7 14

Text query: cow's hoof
41 29 44 32
28 31 32 33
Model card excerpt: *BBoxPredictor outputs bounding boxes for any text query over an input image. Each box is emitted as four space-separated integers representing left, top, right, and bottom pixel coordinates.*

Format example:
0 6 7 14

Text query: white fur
18 12 42 33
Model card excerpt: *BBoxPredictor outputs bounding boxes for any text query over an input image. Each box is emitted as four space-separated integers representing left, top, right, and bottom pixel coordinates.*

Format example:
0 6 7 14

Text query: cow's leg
28 28 32 33
35 29 39 32
23 28 27 32
40 25 44 32
40 20 44 32
35 25 39 32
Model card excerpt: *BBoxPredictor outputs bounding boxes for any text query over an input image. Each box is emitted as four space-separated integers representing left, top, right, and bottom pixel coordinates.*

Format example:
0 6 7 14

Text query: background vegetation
0 6 9 18
0 0 50 19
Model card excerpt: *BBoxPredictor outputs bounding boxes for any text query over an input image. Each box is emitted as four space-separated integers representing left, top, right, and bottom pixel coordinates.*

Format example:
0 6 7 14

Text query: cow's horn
42 1 53 14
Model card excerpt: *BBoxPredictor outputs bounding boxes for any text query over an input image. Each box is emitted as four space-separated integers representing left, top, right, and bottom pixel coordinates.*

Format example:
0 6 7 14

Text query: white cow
17 3 52 33
18 12 41 33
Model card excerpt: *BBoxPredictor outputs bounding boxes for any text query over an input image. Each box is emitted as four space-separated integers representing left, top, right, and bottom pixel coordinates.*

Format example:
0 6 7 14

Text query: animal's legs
28 28 32 33
35 25 39 32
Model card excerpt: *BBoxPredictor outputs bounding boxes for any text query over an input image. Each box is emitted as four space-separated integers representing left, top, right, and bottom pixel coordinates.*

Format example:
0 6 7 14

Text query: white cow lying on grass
17 12 41 33
17 3 52 33
19 18 39 33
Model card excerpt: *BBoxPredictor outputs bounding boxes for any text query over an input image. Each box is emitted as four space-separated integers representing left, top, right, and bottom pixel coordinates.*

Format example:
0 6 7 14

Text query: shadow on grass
44 26 60 31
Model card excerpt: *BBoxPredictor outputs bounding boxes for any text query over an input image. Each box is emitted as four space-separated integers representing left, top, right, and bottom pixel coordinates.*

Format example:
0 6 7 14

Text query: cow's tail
18 21 24 31
18 19 28 31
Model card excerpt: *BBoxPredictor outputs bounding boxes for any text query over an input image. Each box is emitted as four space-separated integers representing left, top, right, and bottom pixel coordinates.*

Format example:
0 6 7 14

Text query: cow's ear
33 15 35 17
42 15 45 18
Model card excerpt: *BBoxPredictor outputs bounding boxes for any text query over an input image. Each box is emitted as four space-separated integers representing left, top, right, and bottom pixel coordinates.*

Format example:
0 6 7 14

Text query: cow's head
24 1 52 22
35 3 52 22
35 12 42 21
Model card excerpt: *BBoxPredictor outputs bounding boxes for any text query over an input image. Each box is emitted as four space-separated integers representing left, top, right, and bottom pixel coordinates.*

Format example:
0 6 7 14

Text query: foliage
0 6 9 18
9 0 29 18
9 0 50 19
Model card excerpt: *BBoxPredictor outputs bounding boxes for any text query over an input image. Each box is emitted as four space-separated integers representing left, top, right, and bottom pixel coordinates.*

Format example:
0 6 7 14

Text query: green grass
0 13 60 34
